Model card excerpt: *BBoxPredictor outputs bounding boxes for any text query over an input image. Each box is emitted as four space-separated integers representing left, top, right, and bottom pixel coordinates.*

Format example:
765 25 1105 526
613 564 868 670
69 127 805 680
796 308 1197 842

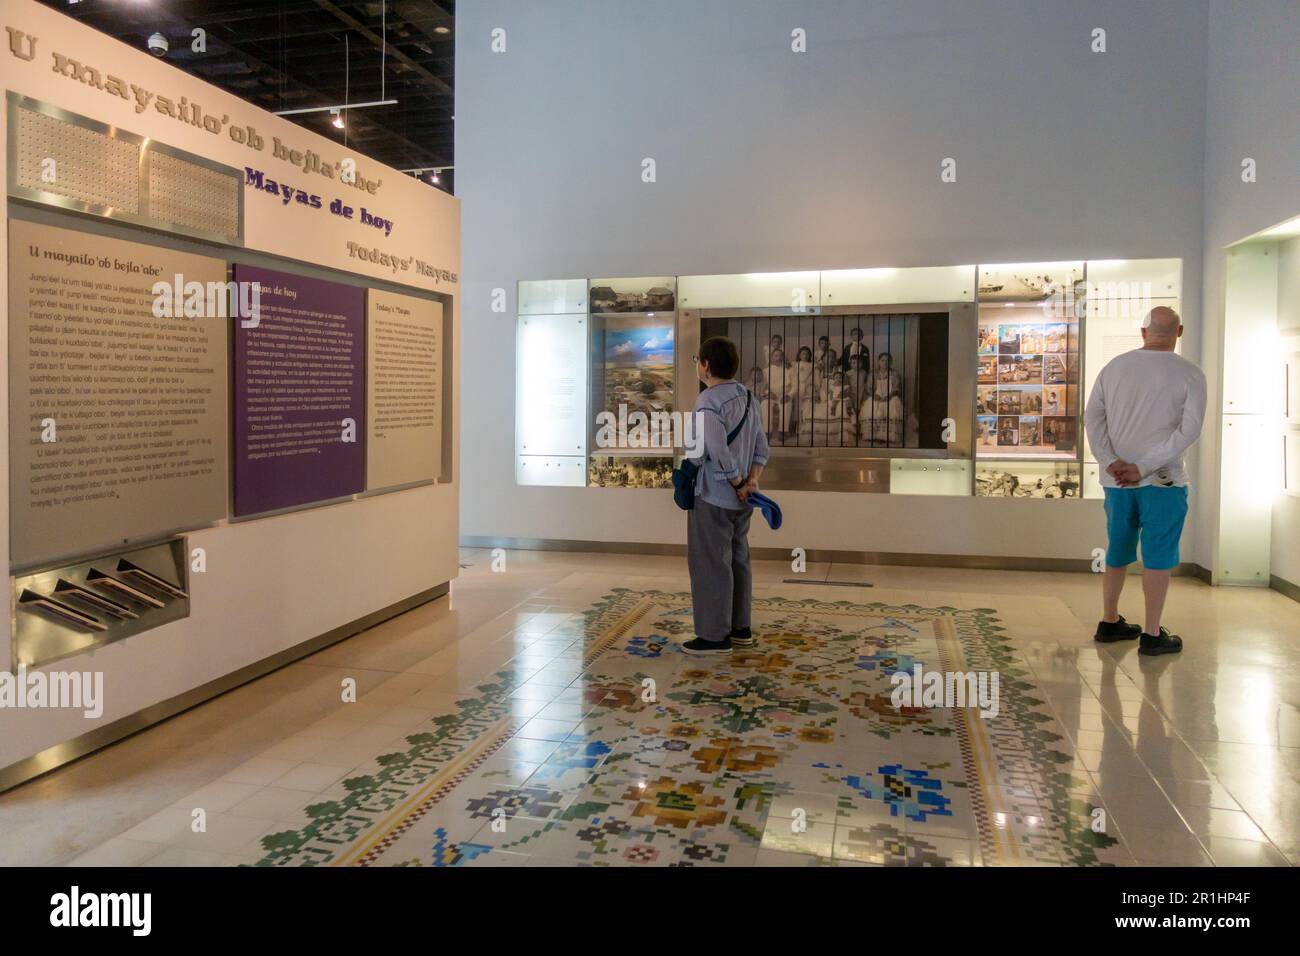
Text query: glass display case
587 277 677 488
975 261 1084 494
976 262 1084 461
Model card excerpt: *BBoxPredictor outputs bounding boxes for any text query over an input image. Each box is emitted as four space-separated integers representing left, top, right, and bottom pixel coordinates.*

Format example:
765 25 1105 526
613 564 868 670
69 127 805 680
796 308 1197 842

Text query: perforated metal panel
14 104 140 213
8 93 244 246
148 149 241 240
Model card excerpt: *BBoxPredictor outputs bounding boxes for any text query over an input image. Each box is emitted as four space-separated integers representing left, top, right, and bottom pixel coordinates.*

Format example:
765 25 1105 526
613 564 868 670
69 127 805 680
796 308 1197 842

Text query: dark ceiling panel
35 0 454 193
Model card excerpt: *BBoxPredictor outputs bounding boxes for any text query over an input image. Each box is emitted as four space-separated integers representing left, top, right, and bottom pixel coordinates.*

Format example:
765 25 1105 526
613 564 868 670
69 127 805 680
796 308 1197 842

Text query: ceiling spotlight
434 26 451 34
330 108 344 130
429 170 440 184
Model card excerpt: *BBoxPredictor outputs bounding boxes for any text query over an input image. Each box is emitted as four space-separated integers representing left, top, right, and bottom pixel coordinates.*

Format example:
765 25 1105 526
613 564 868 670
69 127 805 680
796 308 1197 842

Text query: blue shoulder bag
672 392 751 511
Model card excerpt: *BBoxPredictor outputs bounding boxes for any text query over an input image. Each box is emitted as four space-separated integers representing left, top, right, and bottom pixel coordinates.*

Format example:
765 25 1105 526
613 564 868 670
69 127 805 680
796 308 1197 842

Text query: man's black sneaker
682 636 732 656
1094 615 1141 643
729 627 756 648
1139 627 1183 656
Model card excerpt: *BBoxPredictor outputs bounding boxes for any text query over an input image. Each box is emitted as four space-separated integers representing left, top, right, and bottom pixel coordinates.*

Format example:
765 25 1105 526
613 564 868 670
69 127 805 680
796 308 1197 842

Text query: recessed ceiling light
434 26 451 34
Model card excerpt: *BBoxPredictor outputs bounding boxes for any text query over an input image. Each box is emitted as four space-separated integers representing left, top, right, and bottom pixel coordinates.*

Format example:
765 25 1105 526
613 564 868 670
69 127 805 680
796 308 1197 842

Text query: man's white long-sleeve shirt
1084 348 1207 488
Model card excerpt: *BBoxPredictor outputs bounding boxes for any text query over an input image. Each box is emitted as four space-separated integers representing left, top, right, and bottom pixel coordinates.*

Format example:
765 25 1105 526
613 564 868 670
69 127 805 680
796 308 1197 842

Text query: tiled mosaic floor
233 577 1135 867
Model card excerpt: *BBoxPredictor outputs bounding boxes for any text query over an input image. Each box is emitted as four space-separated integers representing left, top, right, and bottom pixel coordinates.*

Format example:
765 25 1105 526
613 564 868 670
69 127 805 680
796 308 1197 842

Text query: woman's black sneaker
1139 627 1183 656
730 627 756 647
1094 615 1141 643
682 636 732 656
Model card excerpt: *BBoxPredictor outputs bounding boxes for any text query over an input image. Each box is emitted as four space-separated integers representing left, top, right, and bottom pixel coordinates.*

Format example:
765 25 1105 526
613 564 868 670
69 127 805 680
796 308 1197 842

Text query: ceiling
38 0 455 193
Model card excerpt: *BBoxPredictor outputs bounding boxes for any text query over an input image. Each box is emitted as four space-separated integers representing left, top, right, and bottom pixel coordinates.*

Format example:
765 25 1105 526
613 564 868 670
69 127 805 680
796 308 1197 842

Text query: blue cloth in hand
747 490 782 530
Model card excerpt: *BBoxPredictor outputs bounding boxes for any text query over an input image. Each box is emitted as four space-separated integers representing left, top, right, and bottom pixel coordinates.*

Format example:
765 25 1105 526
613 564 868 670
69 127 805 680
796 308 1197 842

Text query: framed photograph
1042 386 1066 416
977 415 998 447
998 324 1022 354
978 262 1084 302
1019 415 1041 446
997 389 1022 415
976 461 1082 498
595 319 676 451
997 416 1020 445
1043 323 1068 352
978 355 998 384
710 311 939 451
998 354 1042 385
1044 353 1069 384
1018 325 1045 354
588 455 674 488
976 385 998 416
978 321 998 355
1044 416 1077 449
589 277 676 314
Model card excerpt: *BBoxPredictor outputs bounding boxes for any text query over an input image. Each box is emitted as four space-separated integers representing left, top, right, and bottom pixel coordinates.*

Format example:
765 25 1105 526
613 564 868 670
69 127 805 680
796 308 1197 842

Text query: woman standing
683 337 770 656
764 348 794 440
793 346 817 438
866 351 904 445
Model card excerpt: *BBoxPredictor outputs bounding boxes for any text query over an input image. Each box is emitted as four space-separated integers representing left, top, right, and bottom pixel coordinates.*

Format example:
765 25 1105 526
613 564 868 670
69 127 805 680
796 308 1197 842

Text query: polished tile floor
1 549 1296 867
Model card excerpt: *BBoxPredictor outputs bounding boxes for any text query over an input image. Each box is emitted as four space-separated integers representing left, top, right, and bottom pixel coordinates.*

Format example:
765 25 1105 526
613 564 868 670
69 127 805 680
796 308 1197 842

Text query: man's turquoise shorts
1103 485 1189 571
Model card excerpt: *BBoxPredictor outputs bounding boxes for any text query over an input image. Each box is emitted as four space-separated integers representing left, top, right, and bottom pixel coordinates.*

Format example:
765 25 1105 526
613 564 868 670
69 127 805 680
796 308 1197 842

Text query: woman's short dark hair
699 336 740 379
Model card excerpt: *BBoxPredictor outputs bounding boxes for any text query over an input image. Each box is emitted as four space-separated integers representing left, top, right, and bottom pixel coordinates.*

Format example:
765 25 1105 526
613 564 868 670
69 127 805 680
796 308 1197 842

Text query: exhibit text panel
365 288 443 490
231 264 365 516
8 219 229 567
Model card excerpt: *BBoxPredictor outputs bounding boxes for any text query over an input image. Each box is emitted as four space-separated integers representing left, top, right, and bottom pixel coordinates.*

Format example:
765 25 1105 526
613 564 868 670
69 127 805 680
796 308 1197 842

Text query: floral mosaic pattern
239 585 1126 867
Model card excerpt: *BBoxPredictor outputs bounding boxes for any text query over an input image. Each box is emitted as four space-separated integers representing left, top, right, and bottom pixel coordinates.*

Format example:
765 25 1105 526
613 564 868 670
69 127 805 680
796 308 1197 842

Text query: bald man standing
1083 306 1207 656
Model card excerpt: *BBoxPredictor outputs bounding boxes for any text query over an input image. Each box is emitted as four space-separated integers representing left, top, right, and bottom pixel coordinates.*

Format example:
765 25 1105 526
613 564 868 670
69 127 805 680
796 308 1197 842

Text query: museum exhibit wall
1200 1 1300 590
457 0 1207 561
0 0 460 772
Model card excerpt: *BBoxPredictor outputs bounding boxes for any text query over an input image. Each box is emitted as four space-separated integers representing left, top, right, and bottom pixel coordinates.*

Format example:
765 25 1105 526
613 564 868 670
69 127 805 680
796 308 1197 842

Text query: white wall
458 0 1208 561
0 1 460 771
1200 0 1300 583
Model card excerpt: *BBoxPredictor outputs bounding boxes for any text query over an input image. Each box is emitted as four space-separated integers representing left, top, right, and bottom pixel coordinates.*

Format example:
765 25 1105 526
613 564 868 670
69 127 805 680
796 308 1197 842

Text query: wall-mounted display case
976 301 1081 459
515 259 1182 498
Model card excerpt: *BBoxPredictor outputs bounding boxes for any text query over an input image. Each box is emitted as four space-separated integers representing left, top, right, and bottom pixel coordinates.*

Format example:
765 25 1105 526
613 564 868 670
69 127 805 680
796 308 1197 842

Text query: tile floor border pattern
241 581 1127 867
241 589 652 865
345 596 654 867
